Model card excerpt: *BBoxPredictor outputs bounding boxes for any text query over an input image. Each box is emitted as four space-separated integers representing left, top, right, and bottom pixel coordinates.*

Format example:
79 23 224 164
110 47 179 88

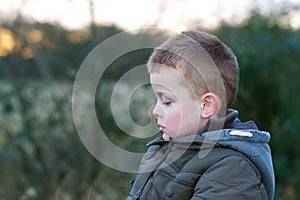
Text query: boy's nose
152 104 162 118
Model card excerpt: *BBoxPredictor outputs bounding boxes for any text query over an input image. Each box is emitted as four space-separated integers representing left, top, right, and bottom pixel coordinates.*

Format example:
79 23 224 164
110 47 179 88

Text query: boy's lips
157 124 173 141
157 124 166 133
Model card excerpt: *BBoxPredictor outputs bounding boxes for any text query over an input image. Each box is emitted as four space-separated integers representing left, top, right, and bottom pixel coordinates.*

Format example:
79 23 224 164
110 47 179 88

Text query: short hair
147 30 239 113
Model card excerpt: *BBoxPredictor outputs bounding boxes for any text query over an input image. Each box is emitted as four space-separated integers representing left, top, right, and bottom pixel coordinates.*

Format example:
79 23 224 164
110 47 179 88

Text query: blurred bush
0 80 150 199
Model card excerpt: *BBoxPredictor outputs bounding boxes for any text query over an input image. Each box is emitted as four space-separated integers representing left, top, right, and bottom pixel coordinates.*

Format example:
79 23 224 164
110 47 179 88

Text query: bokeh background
0 0 300 199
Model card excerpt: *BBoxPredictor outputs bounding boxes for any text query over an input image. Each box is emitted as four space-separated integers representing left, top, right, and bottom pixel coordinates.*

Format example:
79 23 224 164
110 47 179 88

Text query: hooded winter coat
127 109 275 200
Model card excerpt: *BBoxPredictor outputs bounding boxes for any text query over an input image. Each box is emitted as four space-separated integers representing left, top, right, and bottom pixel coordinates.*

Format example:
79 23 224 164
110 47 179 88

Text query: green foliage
0 81 133 199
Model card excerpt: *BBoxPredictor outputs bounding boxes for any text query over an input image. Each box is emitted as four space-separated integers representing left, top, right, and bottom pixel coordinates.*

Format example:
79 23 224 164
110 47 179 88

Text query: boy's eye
162 101 171 106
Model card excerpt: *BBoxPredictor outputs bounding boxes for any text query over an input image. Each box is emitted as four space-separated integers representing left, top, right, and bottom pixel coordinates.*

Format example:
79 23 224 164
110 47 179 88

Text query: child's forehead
150 68 193 95
150 68 186 86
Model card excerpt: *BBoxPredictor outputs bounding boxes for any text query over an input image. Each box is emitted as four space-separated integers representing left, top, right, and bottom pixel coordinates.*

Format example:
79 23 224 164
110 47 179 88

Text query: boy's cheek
166 112 181 125
165 113 182 134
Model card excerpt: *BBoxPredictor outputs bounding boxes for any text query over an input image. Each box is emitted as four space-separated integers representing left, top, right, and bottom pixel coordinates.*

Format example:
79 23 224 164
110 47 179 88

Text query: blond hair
147 31 239 114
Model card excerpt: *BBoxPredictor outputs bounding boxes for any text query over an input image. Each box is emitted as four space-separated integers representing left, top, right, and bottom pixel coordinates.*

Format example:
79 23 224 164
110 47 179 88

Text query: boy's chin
162 133 173 141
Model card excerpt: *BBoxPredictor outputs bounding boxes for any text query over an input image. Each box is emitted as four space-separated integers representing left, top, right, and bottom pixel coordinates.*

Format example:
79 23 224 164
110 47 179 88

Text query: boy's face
150 67 207 141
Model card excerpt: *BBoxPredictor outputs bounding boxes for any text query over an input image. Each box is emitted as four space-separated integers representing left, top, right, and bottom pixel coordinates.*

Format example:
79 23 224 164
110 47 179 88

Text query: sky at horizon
0 0 299 32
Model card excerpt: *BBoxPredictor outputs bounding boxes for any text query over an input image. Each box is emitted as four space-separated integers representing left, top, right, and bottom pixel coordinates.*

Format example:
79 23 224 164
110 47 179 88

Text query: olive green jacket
128 136 269 200
128 110 274 199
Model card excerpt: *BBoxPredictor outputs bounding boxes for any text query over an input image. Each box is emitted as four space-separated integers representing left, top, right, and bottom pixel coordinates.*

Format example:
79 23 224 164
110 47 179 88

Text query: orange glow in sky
0 28 15 57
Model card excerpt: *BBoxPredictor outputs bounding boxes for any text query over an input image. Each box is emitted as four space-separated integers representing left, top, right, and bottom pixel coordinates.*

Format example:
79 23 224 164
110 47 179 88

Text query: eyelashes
162 101 171 106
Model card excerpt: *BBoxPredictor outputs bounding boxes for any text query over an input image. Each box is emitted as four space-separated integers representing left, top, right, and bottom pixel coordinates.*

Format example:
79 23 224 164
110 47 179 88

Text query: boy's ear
200 93 219 119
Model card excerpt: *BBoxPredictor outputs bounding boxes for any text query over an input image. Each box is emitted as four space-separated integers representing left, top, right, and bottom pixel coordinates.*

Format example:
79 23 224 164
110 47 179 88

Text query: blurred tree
0 18 122 80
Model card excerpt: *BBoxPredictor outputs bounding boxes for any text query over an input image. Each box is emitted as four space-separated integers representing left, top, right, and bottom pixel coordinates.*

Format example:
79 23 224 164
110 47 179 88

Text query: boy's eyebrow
155 91 174 99
154 91 164 97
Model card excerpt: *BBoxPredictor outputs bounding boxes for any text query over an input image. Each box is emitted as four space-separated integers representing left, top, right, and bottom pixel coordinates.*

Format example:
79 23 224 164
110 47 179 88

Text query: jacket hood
201 109 275 200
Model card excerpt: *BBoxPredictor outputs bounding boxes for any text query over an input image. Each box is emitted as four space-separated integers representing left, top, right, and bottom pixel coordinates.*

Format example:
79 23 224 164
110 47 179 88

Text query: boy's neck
198 109 238 134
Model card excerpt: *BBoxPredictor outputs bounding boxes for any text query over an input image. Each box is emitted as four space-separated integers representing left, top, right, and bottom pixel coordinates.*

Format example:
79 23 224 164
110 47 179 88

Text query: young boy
127 31 275 200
